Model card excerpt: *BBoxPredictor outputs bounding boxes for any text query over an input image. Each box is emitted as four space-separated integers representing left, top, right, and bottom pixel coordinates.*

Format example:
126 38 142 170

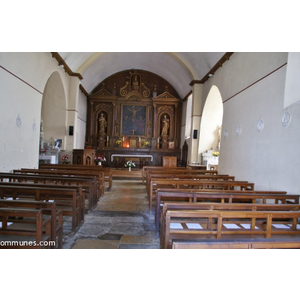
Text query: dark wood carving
85 69 182 166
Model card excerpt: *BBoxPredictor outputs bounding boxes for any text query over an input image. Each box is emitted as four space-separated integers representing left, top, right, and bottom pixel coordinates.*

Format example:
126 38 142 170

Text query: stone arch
41 71 67 150
198 85 223 155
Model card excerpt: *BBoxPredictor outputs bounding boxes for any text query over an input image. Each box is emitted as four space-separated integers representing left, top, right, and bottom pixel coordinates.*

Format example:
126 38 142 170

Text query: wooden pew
0 172 97 212
18 168 104 198
0 208 52 249
155 189 297 229
160 201 300 245
142 167 187 183
162 209 300 249
0 199 63 248
146 174 235 195
40 164 113 191
0 184 83 234
15 168 104 199
144 168 218 185
172 238 300 249
149 179 255 210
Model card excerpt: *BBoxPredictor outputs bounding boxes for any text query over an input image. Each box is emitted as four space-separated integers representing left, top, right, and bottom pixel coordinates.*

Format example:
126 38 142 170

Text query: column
66 76 80 150
189 82 203 164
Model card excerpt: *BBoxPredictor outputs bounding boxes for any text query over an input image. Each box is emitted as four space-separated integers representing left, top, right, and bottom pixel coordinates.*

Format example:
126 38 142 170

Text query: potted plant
124 160 135 171
212 151 219 157
95 155 106 166
39 147 47 155
62 154 69 164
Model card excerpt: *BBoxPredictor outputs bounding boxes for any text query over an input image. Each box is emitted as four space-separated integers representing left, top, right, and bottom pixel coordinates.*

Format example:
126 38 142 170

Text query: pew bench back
171 238 300 249
156 189 298 229
146 174 235 194
149 179 255 210
0 172 97 212
0 184 83 234
15 168 104 198
162 209 300 248
0 207 52 248
40 164 113 190
0 199 63 248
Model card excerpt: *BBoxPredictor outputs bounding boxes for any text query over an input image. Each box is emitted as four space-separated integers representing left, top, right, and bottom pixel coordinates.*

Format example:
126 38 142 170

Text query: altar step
112 168 142 179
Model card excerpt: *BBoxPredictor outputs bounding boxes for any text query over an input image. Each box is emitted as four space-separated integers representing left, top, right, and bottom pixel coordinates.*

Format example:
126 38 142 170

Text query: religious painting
121 105 146 136
54 139 62 149
168 141 174 149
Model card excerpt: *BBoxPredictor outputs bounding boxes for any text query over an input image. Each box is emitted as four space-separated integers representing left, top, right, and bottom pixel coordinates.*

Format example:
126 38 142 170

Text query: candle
123 137 124 141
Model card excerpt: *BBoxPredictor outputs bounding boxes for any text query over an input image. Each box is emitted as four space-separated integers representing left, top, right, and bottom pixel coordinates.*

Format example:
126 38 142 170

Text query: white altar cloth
111 154 153 162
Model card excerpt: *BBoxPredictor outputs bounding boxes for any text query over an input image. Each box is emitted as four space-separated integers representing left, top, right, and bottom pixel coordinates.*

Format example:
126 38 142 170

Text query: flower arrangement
144 141 150 146
124 160 136 168
62 154 69 164
115 140 122 145
212 151 219 157
39 147 47 154
95 155 106 164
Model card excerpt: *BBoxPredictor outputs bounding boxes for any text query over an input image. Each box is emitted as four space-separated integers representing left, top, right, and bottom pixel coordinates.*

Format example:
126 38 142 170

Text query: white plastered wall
202 52 300 194
0 53 87 171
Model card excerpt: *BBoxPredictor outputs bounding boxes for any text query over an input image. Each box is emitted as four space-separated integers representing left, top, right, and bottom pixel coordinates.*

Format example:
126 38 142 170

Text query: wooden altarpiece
81 70 183 167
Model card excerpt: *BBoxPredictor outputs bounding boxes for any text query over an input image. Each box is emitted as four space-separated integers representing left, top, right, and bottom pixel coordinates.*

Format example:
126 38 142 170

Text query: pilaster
189 82 203 163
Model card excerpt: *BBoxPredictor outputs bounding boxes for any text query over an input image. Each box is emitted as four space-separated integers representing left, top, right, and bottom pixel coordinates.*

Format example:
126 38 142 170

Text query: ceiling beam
51 52 83 80
190 52 234 86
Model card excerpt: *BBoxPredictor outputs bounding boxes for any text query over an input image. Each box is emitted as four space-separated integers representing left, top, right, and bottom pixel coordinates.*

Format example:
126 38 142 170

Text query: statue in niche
131 75 139 91
161 114 169 136
99 113 107 134
217 126 221 150
112 83 117 96
40 118 44 132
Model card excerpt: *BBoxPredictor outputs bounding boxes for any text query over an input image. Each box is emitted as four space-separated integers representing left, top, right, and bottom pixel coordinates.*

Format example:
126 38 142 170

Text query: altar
39 154 57 164
201 151 219 170
111 154 153 169
73 147 180 168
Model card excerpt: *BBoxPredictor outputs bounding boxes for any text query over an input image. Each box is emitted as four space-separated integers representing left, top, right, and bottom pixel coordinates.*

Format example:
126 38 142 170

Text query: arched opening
40 71 67 158
198 85 223 166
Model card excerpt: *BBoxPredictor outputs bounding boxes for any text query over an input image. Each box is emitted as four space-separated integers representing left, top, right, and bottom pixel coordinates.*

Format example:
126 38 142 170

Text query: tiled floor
62 179 160 249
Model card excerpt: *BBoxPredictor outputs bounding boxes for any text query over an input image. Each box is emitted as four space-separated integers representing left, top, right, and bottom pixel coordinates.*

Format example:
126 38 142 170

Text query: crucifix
131 129 136 135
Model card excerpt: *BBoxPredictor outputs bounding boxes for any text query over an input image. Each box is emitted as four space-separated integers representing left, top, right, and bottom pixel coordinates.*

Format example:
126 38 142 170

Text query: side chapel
73 70 183 168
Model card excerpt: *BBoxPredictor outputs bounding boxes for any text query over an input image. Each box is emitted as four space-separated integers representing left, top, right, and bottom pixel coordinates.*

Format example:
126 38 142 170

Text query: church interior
1 51 300 254
2 0 300 296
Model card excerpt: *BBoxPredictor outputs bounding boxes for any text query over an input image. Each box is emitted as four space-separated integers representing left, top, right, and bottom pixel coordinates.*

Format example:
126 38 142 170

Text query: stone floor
62 179 160 249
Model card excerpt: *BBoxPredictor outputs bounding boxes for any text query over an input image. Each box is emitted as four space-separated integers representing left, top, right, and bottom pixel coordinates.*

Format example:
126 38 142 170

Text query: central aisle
63 180 160 249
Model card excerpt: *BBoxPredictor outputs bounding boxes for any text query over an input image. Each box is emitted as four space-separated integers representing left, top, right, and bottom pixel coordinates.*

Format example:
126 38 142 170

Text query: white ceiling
59 52 226 98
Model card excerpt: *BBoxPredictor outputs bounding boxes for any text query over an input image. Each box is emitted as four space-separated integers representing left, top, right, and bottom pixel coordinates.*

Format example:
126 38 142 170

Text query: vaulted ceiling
57 52 232 99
